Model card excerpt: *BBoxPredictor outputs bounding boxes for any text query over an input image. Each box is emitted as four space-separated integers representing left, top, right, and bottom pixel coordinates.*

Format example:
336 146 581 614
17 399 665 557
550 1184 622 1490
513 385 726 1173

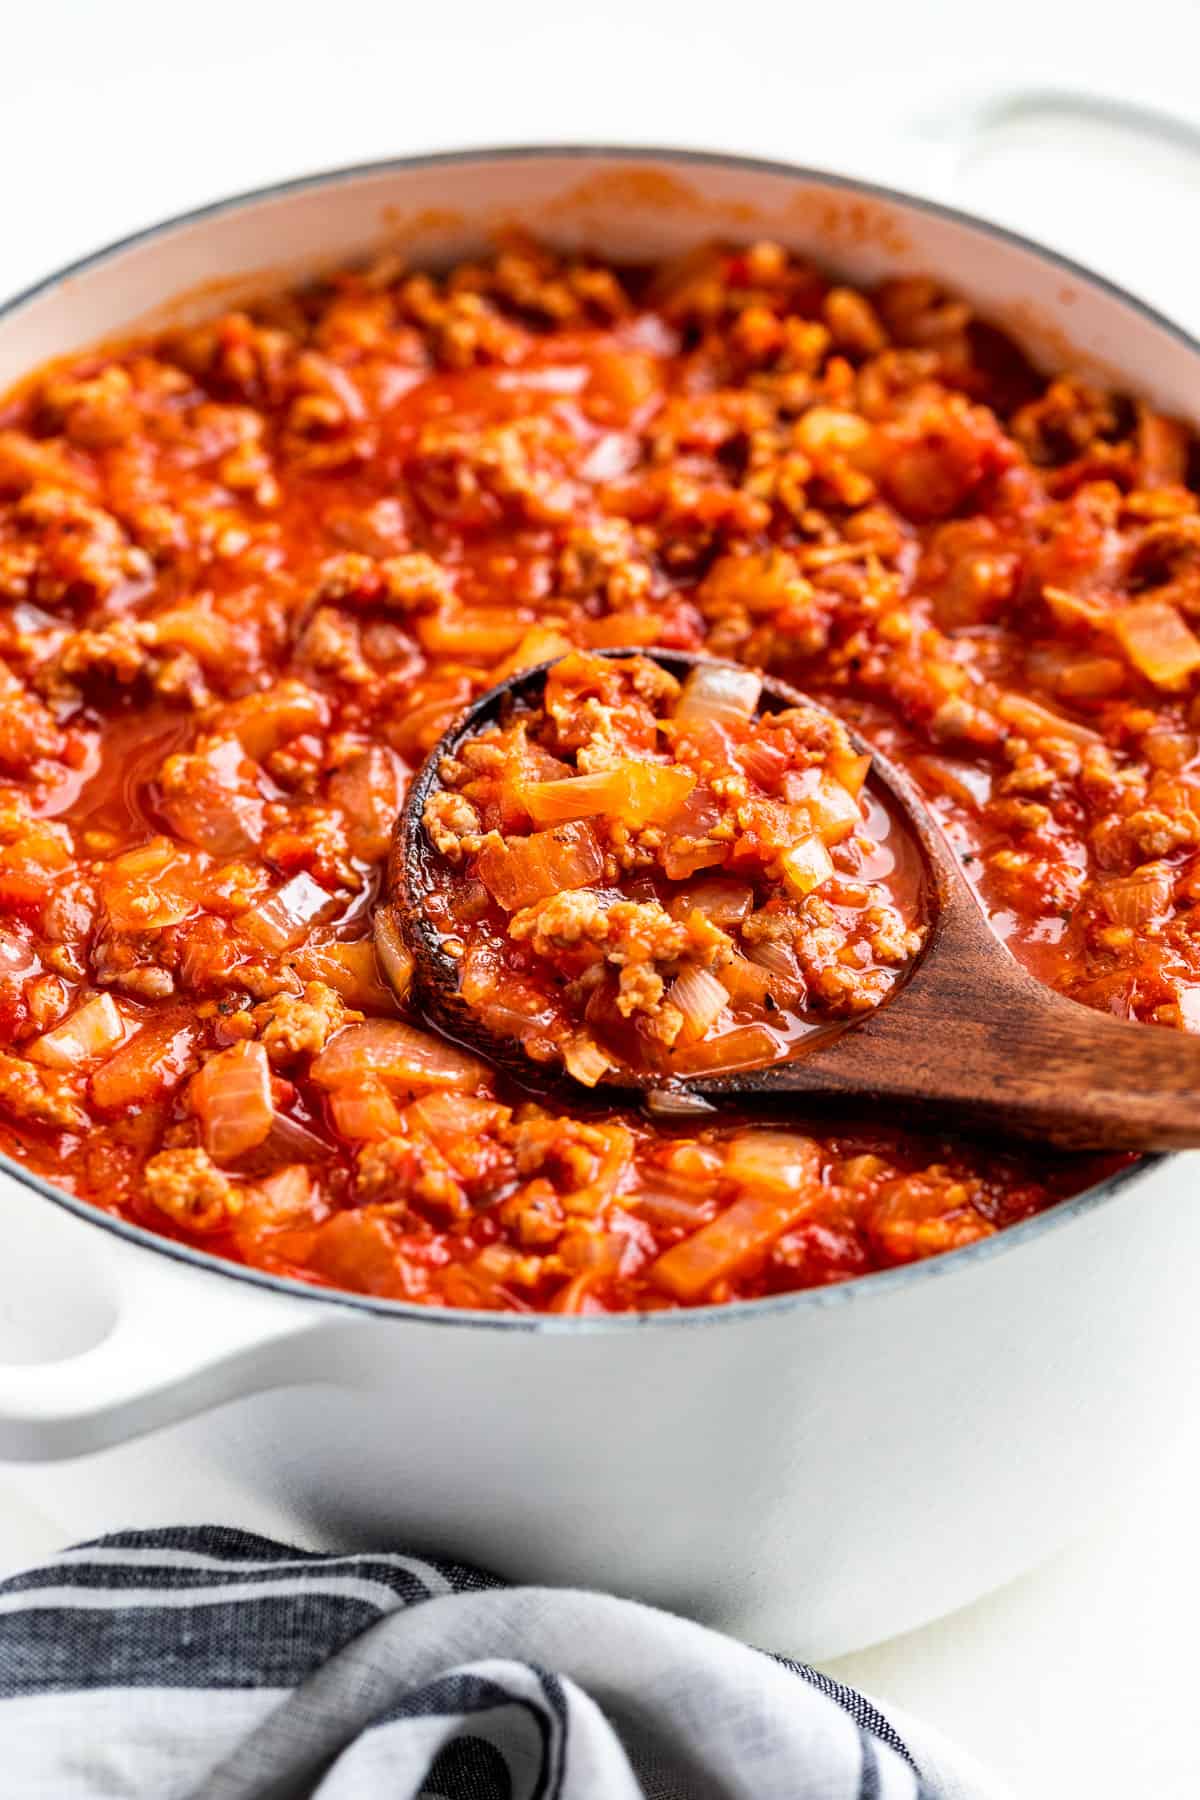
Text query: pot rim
0 141 1184 1334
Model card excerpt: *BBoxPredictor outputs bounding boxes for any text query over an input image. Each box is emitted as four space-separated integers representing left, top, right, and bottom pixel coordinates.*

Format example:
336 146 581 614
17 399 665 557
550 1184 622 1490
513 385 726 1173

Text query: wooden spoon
380 650 1200 1152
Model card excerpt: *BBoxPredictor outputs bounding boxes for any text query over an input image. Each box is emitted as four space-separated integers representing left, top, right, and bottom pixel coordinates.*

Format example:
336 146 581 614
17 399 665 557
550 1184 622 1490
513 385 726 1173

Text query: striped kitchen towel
0 1525 1009 1798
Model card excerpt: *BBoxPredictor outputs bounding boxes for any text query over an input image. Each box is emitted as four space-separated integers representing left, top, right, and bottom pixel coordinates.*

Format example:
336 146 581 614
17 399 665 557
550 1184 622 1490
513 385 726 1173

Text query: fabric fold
0 1526 1001 1800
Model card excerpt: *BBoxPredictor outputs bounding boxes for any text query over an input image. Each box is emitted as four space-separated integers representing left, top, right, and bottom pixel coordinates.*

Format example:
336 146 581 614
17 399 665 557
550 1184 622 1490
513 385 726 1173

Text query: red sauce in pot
0 237 1173 1312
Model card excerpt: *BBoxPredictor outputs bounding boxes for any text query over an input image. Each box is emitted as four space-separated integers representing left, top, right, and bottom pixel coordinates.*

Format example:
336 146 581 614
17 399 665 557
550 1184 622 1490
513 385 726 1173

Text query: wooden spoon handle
696 900 1200 1151
740 980 1200 1151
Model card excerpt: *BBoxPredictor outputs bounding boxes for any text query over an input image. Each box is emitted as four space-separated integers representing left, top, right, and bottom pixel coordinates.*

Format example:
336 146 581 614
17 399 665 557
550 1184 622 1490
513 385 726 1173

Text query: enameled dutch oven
1 146 1198 1659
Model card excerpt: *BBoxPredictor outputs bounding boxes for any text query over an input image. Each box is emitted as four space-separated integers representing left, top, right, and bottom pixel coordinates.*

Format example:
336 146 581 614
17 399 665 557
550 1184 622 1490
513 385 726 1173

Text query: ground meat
0 661 68 770
378 552 456 611
296 607 371 685
422 790 483 862
354 1135 468 1217
515 892 691 965
0 1051 87 1130
254 981 346 1065
143 1146 238 1233
47 619 152 690
90 933 177 1000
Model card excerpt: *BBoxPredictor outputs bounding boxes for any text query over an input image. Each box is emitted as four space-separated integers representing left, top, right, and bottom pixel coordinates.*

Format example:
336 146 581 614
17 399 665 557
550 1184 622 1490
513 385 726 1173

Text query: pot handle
0 1189 339 1461
897 86 1200 331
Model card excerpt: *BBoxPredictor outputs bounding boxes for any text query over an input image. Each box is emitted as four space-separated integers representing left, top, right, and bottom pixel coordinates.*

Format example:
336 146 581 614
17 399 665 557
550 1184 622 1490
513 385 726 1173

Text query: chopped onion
241 873 339 952
244 1164 316 1229
559 1227 625 1275
559 1122 635 1216
1054 655 1127 700
497 626 576 679
633 1188 718 1230
563 1033 616 1087
657 1139 726 1183
548 1273 604 1314
459 946 559 1038
1043 584 1109 632
1112 599 1200 690
780 836 834 898
674 662 762 727
670 1022 782 1075
0 928 38 981
10 601 59 635
479 997 560 1040
579 433 637 483
455 1245 530 1308
659 782 729 880
665 783 724 837
405 1092 509 1149
28 993 127 1071
89 1014 199 1111
147 607 237 669
191 1040 275 1163
295 939 397 1012
993 690 1101 746
1138 405 1190 484
660 838 728 881
668 878 754 926
476 820 604 912
157 736 268 856
746 937 802 979
100 839 197 932
521 762 696 830
649 1180 819 1302
829 750 872 797
416 606 529 659
259 1159 314 1216
372 910 413 1004
311 1019 489 1094
723 1130 822 1197
306 1211 407 1298
669 965 730 1045
716 954 775 1006
328 1080 406 1141
449 879 491 925
738 737 792 791
327 745 405 863
210 679 328 759
1099 864 1174 927
783 769 861 844
839 1153 888 1189
583 612 662 648
744 938 806 1003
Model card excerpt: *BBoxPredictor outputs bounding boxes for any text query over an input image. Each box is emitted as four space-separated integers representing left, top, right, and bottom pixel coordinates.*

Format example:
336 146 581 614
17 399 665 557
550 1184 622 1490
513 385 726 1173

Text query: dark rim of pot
0 143 1185 1333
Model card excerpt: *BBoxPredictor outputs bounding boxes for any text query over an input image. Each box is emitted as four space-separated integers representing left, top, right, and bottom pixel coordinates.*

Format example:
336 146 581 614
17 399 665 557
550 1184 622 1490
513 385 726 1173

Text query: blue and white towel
0 1526 1008 1798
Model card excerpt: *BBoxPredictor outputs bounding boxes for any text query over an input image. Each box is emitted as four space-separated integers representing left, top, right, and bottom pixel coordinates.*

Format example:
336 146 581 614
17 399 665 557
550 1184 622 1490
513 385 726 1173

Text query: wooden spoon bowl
381 649 1200 1152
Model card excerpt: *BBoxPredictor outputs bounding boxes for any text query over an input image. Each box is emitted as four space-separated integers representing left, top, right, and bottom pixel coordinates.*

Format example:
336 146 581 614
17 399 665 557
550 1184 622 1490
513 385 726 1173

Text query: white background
4 4 1200 1794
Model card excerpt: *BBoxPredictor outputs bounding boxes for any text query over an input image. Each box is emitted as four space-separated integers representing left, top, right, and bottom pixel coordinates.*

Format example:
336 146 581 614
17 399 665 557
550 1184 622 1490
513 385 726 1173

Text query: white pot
1 148 1198 1660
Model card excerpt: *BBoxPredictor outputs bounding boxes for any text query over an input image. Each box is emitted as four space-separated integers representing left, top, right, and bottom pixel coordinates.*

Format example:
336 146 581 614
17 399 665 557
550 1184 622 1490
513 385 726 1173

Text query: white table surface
5 5 1200 1794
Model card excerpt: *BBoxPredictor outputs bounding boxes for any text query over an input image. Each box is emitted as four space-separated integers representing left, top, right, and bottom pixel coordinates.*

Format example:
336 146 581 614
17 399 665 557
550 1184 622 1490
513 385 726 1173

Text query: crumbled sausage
254 981 346 1065
144 1147 239 1233
0 1052 87 1130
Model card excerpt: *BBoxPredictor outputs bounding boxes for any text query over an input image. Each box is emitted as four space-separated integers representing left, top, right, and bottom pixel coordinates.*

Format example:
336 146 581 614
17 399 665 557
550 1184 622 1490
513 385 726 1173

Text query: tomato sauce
0 238 1176 1311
